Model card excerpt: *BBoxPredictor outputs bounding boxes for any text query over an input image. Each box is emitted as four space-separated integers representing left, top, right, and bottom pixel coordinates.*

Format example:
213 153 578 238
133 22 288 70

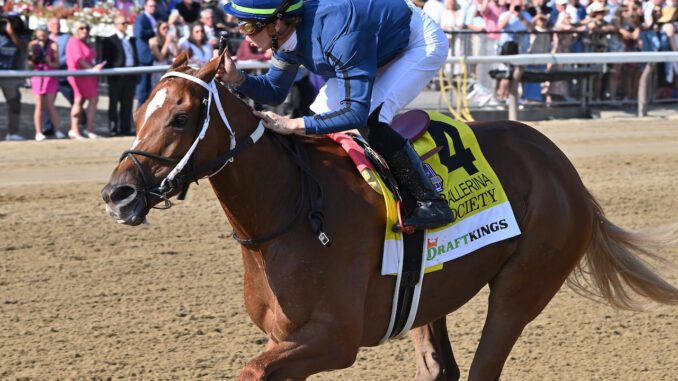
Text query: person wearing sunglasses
66 21 105 139
178 22 213 66
217 0 454 229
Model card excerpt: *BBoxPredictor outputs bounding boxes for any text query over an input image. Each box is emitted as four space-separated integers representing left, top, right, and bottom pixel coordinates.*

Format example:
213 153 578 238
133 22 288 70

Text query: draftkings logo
423 164 444 193
426 219 510 260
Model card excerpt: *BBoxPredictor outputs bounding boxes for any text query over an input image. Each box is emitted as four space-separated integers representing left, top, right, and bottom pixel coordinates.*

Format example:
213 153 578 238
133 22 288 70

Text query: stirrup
391 200 454 233
392 217 454 233
392 199 455 233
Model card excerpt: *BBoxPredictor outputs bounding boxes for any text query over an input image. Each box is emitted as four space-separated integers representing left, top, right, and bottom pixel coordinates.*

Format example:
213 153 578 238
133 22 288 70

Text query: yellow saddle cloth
332 111 521 275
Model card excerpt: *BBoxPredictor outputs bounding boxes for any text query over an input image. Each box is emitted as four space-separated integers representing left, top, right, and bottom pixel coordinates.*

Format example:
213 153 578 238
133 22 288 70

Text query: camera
0 13 28 35
513 5 521 12
29 43 46 65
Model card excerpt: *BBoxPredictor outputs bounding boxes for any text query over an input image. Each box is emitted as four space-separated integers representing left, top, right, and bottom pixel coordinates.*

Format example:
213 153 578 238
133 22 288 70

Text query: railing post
508 66 523 120
638 62 655 117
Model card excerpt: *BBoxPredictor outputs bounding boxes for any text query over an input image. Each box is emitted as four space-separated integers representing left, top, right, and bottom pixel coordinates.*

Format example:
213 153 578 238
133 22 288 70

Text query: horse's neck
208 85 301 240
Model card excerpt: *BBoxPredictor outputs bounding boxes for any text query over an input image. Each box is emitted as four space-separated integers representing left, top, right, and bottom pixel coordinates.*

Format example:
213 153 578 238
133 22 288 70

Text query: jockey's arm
301 73 372 134
233 56 299 105
301 32 377 135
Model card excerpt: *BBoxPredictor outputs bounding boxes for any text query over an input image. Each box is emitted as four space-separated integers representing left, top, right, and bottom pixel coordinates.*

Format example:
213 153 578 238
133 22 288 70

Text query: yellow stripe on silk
232 0 303 15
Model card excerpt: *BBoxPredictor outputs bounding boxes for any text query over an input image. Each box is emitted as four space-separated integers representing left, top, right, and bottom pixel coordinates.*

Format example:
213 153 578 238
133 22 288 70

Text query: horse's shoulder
299 134 381 195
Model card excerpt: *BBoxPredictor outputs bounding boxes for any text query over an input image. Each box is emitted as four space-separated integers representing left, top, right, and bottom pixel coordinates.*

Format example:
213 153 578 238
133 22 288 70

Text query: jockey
217 0 455 229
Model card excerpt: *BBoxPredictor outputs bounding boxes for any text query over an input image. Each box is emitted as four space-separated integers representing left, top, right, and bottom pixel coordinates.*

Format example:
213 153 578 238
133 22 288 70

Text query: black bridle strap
119 149 182 210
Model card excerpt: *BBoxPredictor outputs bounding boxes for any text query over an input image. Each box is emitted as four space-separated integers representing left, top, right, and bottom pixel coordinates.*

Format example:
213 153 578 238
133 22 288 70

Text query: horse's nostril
110 185 137 204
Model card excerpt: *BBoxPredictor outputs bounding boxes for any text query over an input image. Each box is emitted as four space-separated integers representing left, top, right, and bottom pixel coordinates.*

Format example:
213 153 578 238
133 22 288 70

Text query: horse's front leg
238 317 362 380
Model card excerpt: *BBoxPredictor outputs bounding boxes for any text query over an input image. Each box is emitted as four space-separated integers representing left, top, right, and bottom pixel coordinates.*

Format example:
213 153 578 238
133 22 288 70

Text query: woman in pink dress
28 25 63 141
66 21 105 139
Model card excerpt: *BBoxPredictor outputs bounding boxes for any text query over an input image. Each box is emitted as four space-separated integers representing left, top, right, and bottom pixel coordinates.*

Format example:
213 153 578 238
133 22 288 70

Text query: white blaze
132 88 168 149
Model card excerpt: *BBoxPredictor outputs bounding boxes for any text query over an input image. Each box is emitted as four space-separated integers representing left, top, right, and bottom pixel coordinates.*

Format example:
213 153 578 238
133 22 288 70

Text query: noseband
119 71 265 211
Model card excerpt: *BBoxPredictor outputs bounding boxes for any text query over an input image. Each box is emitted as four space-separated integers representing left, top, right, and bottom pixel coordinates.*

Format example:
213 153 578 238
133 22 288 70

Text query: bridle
119 71 265 211
117 69 330 247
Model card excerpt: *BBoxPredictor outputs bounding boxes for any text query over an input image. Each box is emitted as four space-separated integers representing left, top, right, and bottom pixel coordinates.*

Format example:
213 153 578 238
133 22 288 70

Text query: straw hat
657 6 677 23
587 2 610 15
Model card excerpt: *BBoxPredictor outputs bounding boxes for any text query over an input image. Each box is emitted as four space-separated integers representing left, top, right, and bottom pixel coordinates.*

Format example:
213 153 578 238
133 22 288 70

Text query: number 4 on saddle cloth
330 110 522 276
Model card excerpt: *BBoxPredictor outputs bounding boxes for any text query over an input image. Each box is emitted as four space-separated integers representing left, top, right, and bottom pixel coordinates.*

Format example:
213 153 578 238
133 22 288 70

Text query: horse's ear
195 49 226 83
170 51 189 70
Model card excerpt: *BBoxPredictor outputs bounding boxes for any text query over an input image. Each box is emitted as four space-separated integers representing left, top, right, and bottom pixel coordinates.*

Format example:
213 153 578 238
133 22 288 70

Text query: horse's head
101 51 248 225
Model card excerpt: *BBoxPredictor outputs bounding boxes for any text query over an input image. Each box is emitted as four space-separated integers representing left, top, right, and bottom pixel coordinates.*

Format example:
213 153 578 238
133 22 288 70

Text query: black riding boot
386 142 456 229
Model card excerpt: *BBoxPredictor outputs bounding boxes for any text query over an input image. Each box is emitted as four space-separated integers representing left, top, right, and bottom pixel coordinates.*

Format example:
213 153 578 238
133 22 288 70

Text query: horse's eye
172 114 188 127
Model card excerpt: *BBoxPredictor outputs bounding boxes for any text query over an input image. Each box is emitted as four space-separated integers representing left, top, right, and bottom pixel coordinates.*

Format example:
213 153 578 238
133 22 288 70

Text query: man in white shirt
201 9 224 49
134 0 157 105
102 15 139 136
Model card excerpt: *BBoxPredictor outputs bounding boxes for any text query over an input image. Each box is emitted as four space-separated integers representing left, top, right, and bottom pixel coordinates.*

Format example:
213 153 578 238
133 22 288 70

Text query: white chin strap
159 71 238 183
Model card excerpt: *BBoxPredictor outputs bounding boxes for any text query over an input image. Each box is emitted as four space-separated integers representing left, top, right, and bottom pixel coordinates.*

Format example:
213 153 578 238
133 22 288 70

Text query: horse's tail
567 194 678 310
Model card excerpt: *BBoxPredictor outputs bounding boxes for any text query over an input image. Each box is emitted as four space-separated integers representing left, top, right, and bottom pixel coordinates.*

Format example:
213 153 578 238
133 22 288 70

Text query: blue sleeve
234 57 298 106
302 31 377 135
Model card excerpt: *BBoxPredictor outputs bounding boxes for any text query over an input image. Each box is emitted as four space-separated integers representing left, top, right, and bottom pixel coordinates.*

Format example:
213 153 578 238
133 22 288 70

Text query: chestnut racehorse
101 52 678 380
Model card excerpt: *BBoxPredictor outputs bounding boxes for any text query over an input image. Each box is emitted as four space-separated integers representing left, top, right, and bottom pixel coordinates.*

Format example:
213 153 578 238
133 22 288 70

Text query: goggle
239 20 265 36
235 0 302 35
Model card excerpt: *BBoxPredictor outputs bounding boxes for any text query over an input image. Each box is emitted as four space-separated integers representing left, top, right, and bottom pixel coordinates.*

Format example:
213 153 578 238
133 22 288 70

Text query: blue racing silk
233 0 412 134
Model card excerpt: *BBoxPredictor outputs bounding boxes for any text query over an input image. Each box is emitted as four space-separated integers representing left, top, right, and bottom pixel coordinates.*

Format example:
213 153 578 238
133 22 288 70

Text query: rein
231 133 330 247
119 70 329 246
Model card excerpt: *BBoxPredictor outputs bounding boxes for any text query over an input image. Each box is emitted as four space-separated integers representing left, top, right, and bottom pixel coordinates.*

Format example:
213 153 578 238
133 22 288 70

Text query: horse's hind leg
468 232 591 380
409 317 460 381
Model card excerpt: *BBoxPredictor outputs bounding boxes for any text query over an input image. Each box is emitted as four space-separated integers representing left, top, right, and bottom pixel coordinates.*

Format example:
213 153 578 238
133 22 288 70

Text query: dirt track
1 115 677 380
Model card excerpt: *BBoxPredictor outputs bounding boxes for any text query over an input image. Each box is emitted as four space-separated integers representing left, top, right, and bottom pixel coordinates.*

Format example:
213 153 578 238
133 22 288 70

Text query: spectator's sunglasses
78 26 90 31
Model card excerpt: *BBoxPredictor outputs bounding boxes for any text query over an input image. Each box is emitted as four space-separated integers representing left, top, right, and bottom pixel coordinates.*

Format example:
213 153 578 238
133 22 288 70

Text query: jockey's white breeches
310 4 449 124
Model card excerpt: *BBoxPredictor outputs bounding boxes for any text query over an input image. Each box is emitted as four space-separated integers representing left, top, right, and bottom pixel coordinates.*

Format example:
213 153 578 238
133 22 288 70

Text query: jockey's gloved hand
215 50 240 84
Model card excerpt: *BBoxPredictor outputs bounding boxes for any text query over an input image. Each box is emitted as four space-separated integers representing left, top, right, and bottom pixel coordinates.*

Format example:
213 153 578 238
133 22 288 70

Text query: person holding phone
497 0 533 54
496 0 533 101
28 25 62 141
66 20 105 139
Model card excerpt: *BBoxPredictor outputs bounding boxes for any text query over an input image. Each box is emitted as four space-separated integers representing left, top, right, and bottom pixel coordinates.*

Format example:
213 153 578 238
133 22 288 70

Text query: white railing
2 53 677 118
0 60 270 77
445 51 678 65
445 52 678 118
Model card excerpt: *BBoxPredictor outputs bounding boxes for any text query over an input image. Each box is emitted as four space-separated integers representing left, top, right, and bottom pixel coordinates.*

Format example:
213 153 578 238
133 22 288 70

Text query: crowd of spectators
0 0 272 141
1 0 677 141
420 0 678 104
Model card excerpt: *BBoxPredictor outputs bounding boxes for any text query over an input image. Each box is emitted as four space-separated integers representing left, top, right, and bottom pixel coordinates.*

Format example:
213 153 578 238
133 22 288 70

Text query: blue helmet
223 0 304 21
